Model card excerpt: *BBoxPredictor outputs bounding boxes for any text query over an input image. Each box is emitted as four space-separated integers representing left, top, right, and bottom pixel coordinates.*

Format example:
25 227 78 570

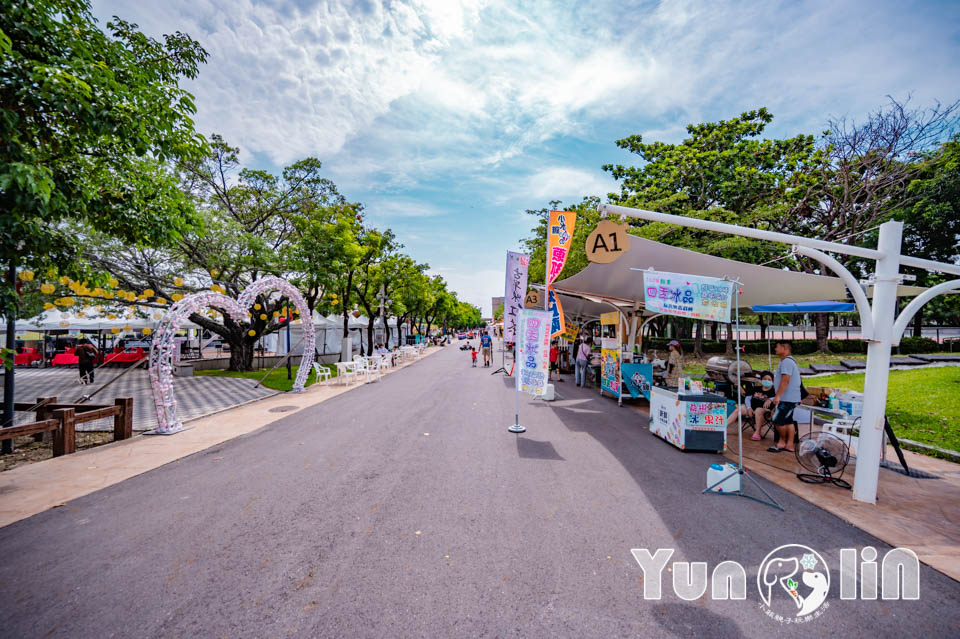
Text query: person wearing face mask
728 371 776 441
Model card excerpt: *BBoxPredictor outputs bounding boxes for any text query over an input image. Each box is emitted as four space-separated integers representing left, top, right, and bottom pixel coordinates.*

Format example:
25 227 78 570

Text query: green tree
1 0 209 314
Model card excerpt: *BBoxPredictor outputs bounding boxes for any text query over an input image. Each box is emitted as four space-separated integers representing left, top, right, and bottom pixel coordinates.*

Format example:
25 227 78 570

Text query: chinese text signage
517 309 552 396
547 210 577 284
642 271 734 323
503 251 530 342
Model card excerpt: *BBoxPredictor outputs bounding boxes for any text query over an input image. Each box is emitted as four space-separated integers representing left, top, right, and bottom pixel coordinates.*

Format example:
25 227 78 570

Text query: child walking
471 347 478 367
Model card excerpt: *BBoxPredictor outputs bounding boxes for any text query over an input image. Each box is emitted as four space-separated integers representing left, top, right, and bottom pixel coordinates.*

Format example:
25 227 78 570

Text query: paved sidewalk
0 348 441 528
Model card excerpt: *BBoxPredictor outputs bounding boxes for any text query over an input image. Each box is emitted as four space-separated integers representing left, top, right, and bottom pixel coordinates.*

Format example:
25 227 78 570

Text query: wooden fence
2 397 134 457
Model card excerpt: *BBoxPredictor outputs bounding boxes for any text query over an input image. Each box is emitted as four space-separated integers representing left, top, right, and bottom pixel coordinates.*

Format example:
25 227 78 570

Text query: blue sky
93 0 960 315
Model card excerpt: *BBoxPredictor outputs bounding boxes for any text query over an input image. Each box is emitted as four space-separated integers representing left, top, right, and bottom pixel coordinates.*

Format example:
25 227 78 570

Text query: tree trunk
912 305 923 338
815 312 830 352
759 314 767 341
385 321 392 349
228 338 255 372
725 323 733 356
694 320 705 359
709 321 717 342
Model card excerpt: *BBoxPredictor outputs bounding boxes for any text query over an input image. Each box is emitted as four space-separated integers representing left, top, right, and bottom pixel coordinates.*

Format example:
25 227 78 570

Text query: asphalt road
1 343 958 638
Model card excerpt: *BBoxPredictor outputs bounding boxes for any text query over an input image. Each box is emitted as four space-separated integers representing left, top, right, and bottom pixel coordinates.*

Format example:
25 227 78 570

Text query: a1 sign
586 220 631 264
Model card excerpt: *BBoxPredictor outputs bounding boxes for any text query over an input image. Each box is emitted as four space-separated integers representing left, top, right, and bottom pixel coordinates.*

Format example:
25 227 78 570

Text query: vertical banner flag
547 288 564 338
503 251 530 342
517 309 552 396
547 210 577 285
642 271 734 324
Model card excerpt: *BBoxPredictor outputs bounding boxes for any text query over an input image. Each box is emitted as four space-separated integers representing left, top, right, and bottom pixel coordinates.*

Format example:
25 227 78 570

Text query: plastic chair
312 362 332 385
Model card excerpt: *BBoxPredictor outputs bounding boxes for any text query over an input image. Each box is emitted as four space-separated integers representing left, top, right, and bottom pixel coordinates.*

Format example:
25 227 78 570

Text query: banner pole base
508 424 526 433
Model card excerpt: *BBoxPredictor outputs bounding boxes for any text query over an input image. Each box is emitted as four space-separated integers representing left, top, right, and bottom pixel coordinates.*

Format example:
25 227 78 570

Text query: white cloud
525 167 619 202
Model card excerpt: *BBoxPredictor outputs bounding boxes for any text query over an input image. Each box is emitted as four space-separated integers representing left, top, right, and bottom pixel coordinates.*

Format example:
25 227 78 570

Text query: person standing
575 336 592 387
665 340 684 387
480 331 493 367
549 340 563 382
769 339 802 453
76 339 99 385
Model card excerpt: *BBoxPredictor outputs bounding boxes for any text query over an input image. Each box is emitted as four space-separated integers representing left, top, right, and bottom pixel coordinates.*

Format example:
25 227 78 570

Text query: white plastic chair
312 362 332 385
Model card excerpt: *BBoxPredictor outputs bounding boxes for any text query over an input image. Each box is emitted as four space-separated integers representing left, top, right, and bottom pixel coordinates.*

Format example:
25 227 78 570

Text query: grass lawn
810 367 960 454
195 363 338 392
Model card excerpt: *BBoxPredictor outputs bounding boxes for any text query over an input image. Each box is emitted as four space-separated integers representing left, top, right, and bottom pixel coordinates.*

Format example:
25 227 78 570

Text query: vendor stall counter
649 385 728 453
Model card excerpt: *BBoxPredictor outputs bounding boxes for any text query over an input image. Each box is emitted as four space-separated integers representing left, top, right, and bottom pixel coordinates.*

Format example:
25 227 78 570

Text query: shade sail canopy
752 301 855 313
553 236 924 308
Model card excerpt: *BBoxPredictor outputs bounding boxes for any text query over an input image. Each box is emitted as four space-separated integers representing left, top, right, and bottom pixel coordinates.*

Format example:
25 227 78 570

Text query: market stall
649 382 729 452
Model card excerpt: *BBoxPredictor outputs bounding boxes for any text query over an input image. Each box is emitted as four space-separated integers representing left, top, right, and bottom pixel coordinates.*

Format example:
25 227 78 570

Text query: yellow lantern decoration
273 311 280 318
155 297 166 305
18 270 35 281
54 297 74 306
259 313 267 320
123 325 132 332
111 327 121 334
59 276 69 285
40 283 55 294
107 313 117 319
173 277 184 287
43 302 55 310
253 303 261 310
210 269 219 277
108 277 119 288
248 329 256 337
171 293 183 301
143 289 155 298
142 328 153 336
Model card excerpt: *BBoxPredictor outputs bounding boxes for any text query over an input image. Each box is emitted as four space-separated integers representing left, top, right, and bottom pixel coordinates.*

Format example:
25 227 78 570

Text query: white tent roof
553 236 925 309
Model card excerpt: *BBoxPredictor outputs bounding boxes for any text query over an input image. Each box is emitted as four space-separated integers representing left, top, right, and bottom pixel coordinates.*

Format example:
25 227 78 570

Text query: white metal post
852 221 903 504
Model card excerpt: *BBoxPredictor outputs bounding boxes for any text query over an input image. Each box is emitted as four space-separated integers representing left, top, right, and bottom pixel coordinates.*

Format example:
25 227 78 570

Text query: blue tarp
751 301 855 313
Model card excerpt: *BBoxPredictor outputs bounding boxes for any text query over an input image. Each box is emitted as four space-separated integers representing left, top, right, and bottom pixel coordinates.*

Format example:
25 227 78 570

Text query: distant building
491 296 504 314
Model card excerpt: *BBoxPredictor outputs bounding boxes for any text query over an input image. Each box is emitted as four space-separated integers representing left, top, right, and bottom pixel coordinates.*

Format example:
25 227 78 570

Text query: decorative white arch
892 279 960 346
149 276 316 434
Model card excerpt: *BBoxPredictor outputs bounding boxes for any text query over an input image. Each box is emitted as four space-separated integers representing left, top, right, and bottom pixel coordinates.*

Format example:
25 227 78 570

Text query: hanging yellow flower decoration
43 302 55 310
107 313 117 319
173 277 184 287
259 313 267 320
123 325 132 332
18 270 34 281
40 283 55 294
143 289 155 298
155 297 166 305
54 297 74 306
273 311 280 318
111 327 121 334
253 303 261 310
248 329 256 337
171 293 183 302
142 328 153 335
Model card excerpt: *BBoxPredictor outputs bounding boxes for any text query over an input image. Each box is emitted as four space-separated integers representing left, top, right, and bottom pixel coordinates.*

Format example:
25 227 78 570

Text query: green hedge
899 337 941 353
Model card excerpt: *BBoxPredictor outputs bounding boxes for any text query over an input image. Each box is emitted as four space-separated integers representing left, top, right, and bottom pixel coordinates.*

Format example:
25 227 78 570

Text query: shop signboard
601 347 620 395
547 210 577 284
517 309 551 397
621 362 653 400
503 251 530 342
642 271 734 323
685 401 727 429
560 319 579 343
